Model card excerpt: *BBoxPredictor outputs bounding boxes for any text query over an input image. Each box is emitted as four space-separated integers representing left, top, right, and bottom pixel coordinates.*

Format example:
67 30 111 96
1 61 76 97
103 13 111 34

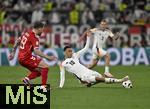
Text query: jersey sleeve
74 36 90 58
59 62 65 88
30 35 40 49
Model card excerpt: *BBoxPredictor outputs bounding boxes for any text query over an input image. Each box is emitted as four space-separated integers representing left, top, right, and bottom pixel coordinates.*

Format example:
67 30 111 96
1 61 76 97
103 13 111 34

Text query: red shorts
19 55 42 71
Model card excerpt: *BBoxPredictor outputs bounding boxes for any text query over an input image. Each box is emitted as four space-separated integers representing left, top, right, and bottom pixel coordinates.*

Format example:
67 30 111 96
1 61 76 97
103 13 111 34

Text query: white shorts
92 47 107 59
81 70 102 83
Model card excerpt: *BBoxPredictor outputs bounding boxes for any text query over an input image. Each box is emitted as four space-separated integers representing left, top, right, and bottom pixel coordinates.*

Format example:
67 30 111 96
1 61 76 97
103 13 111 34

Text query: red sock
28 71 41 80
41 68 48 85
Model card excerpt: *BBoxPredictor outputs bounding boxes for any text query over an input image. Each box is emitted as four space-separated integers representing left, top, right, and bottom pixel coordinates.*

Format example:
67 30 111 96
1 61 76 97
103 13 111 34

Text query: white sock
40 85 47 92
105 78 123 83
104 66 109 74
25 77 30 80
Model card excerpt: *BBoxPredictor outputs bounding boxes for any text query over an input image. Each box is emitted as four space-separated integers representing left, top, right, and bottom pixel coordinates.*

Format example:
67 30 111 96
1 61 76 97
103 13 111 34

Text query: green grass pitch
0 65 150 109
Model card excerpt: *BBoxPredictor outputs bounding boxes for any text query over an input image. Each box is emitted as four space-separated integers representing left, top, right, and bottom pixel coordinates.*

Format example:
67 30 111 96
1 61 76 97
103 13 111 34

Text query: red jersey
18 30 39 60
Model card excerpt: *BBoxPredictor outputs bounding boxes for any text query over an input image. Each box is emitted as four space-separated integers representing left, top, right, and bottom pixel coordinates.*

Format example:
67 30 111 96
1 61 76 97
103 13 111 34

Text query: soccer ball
122 80 133 88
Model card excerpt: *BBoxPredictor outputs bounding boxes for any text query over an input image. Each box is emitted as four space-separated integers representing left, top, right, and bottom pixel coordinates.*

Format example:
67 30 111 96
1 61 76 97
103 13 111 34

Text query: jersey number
98 34 104 40
69 60 75 65
20 35 27 49
101 36 104 40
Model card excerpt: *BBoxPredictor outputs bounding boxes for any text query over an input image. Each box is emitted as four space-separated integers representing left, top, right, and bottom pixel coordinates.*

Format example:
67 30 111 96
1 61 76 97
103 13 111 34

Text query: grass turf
0 65 150 109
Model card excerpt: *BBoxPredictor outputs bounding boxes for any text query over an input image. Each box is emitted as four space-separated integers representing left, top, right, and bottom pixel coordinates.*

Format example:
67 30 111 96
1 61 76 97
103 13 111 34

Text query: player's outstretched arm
59 63 65 88
75 35 91 58
34 48 57 61
78 28 98 42
108 30 121 40
78 30 88 42
9 37 21 60
113 32 121 40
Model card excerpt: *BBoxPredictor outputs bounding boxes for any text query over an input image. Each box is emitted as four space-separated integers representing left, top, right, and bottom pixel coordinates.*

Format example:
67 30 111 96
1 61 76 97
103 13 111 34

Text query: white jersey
90 28 114 49
61 53 90 78
59 37 90 87
60 53 102 87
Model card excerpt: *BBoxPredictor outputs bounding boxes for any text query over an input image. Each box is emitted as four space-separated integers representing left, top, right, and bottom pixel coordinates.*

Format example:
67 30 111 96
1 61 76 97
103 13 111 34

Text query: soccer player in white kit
79 19 121 78
59 34 128 88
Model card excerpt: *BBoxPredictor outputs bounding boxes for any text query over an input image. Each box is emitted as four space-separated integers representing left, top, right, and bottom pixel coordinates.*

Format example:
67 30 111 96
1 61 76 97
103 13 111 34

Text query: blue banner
0 48 150 66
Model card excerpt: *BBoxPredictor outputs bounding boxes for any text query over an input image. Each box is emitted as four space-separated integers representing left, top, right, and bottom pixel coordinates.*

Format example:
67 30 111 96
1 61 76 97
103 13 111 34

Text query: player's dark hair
63 46 72 51
33 21 46 29
101 19 107 23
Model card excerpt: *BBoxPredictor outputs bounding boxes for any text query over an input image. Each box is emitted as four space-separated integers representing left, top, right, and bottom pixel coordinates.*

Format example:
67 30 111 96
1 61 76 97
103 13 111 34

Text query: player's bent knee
95 77 105 82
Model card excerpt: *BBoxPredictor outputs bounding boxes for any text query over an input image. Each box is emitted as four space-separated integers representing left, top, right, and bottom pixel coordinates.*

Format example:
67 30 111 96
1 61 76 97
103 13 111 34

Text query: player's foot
104 72 114 78
40 85 52 92
122 76 129 82
86 83 92 87
86 81 100 87
22 77 32 88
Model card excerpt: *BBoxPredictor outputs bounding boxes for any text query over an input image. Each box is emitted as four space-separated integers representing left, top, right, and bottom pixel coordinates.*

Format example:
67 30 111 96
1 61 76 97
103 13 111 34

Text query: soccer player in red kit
9 22 56 90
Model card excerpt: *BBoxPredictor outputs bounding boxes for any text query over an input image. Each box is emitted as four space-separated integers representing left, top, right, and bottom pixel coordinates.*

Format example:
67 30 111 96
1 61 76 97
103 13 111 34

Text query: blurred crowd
0 0 149 26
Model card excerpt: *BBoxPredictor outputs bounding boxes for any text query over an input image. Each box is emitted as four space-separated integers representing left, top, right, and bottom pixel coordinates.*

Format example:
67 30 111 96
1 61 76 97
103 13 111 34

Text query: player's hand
77 29 91 42
86 31 92 37
77 37 83 43
47 56 58 61
9 52 15 60
115 32 121 40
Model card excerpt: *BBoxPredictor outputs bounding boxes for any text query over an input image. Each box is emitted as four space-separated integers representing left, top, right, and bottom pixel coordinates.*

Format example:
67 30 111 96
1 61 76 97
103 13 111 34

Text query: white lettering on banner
147 28 150 35
66 25 78 33
60 33 71 47
135 48 149 65
52 24 90 34
43 49 58 66
0 48 149 66
0 49 11 65
108 48 121 65
51 33 58 48
45 33 50 46
52 25 64 33
130 34 142 47
71 33 81 48
2 30 10 45
1 24 150 48
50 33 84 48
122 48 134 65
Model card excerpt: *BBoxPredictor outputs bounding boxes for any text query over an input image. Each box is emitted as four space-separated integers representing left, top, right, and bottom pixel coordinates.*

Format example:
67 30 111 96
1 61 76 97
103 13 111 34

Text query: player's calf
104 76 129 83
103 72 114 78
38 60 49 85
103 53 114 78
41 67 49 85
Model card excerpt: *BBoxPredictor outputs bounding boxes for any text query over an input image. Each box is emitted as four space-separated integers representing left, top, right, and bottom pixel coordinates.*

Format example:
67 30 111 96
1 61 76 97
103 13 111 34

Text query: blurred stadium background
0 0 150 109
0 0 150 66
